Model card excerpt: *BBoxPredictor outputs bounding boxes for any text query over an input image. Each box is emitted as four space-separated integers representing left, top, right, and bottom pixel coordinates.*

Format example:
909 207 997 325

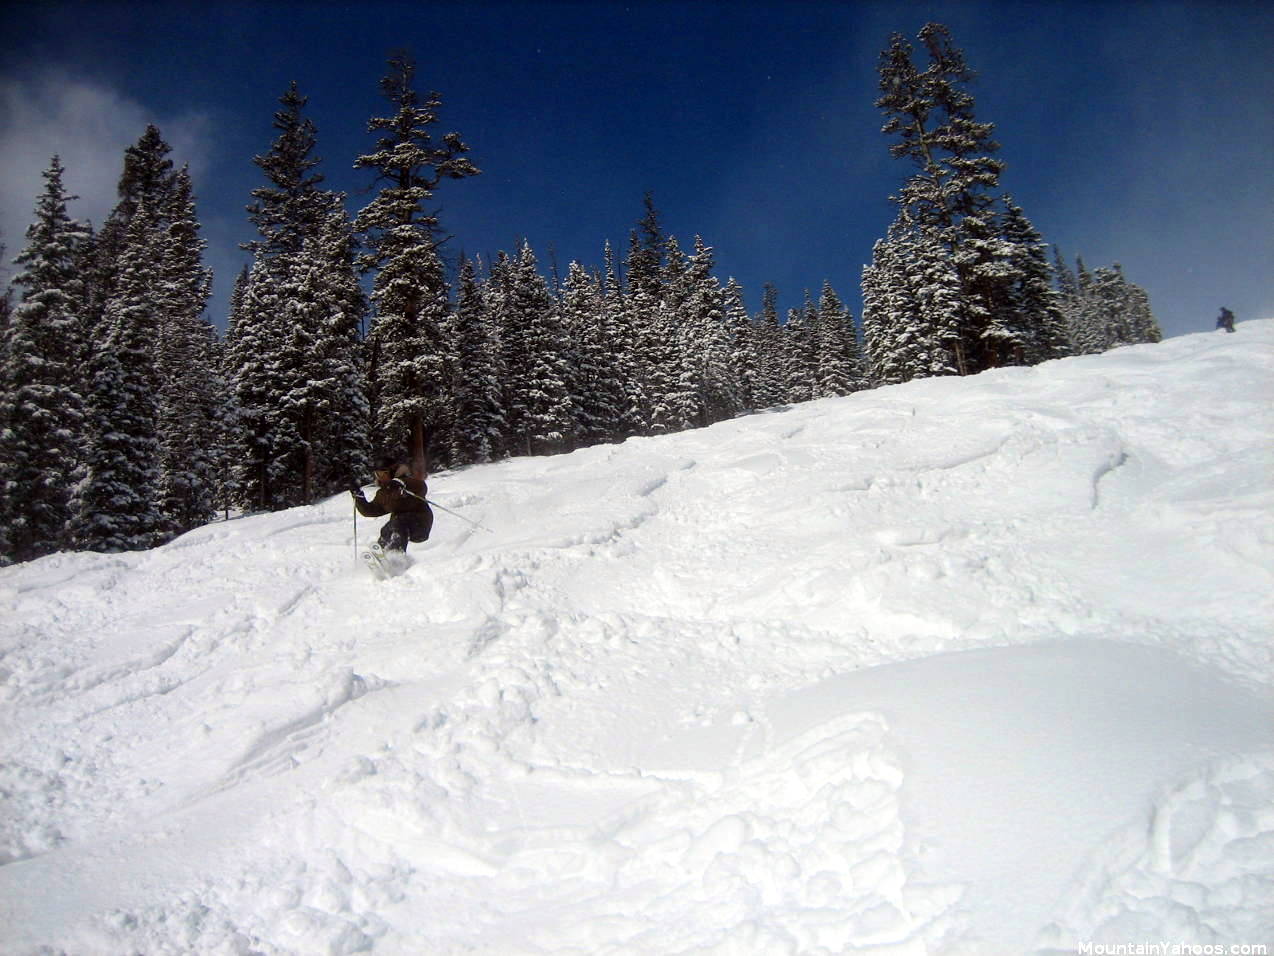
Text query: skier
350 457 434 556
1216 307 1236 333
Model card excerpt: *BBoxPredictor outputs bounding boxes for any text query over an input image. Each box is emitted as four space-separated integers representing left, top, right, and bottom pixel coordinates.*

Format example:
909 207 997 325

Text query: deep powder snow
2 322 1272 954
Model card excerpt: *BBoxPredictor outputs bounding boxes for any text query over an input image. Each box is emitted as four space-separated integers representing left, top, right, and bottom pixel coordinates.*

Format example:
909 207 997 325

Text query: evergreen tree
498 242 574 455
1053 247 1078 304
1083 264 1162 353
89 126 179 332
646 236 691 433
154 168 220 535
814 281 864 397
601 241 649 438
225 259 283 510
268 208 371 504
621 197 670 431
0 158 93 563
861 235 900 385
999 199 1071 363
1054 251 1161 355
873 22 1060 378
0 286 9 563
723 278 759 411
73 204 165 552
862 213 961 385
561 259 625 445
628 193 665 300
752 283 786 406
781 293 819 404
451 256 505 464
679 237 739 427
1124 274 1162 346
228 82 363 509
354 52 478 466
245 82 338 259
310 209 373 492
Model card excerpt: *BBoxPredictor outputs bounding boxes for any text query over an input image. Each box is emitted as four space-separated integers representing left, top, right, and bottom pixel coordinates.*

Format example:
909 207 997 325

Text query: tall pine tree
230 82 367 508
74 204 166 552
154 168 221 536
354 52 478 469
871 22 1060 380
0 158 93 563
450 256 505 464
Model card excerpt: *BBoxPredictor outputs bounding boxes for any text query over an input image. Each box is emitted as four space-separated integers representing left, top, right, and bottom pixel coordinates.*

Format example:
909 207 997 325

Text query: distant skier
1216 307 1236 333
350 457 434 555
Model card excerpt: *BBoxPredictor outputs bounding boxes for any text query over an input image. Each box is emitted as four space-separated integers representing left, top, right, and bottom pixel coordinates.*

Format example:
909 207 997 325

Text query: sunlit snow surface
2 322 1272 954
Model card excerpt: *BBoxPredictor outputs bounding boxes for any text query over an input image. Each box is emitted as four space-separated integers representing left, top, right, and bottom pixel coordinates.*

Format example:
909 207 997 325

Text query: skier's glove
349 483 365 500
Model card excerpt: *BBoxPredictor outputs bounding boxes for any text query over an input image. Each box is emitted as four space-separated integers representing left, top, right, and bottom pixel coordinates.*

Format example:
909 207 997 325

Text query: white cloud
0 69 212 272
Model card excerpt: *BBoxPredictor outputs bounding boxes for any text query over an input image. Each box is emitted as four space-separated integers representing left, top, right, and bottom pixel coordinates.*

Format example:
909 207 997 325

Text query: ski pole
353 497 359 564
427 498 493 534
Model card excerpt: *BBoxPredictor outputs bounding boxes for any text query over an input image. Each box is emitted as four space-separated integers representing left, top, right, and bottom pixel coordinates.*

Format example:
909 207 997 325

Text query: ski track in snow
1 323 1272 953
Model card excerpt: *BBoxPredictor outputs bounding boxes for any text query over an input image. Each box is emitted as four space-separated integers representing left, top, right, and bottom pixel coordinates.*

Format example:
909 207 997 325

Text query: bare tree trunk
410 417 428 481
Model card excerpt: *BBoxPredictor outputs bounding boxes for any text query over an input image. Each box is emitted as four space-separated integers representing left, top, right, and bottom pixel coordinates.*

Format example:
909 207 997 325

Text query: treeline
0 30 1160 565
861 23 1159 385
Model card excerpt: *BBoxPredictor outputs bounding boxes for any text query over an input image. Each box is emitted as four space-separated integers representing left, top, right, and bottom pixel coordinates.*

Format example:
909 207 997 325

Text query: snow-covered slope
2 322 1272 954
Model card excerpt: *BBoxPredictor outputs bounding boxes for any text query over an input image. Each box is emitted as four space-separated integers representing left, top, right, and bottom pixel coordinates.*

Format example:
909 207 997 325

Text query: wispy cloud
0 69 212 276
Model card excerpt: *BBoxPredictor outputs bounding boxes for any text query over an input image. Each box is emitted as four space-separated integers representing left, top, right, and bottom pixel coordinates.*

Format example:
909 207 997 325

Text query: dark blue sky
2 0 1271 339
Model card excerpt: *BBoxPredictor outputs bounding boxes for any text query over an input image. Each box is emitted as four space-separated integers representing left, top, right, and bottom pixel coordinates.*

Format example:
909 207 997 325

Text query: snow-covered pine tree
863 217 936 385
601 241 649 439
863 207 964 385
1088 267 1133 352
88 126 178 335
481 252 518 456
225 266 250 346
874 22 1057 378
910 223 964 379
781 293 819 404
622 198 669 432
219 266 251 511
246 82 339 260
225 260 284 511
648 236 693 433
506 242 575 455
73 203 165 552
679 237 739 428
959 207 1025 367
0 285 8 561
999 199 1072 363
960 198 1072 368
1123 274 1162 346
269 207 371 505
752 283 786 407
0 158 93 563
1082 264 1162 353
723 278 759 411
308 208 371 496
861 235 899 385
230 82 365 509
451 256 505 464
1055 252 1161 355
627 194 664 301
1067 257 1099 353
1053 248 1079 320
814 281 865 397
561 260 625 446
154 167 221 536
354 53 478 469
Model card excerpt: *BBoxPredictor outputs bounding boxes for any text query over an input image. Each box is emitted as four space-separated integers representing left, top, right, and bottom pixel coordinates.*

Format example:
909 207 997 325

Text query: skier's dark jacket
355 467 433 542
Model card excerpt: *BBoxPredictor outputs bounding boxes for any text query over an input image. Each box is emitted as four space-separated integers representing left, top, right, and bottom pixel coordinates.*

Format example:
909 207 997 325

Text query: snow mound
2 322 1272 953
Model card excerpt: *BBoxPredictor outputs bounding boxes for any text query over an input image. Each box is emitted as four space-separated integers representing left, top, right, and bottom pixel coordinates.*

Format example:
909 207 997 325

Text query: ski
361 542 411 580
